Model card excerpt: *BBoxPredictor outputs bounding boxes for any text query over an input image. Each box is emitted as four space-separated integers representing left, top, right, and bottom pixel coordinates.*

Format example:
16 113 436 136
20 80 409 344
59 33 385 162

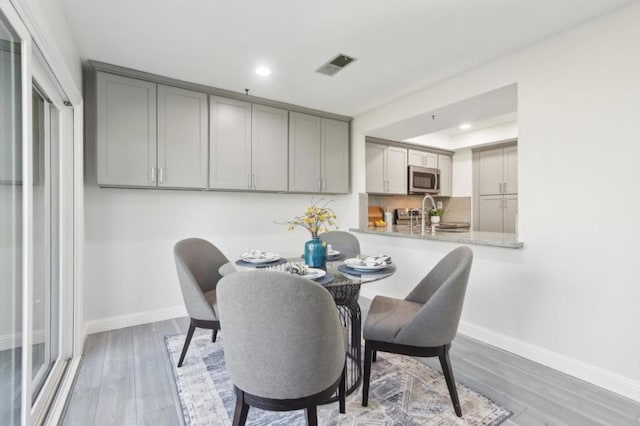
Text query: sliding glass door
1 2 77 424
0 13 23 425
31 86 61 400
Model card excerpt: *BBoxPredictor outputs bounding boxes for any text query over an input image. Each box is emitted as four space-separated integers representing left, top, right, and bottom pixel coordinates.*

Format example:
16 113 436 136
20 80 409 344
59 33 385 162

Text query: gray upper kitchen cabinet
289 112 349 193
320 118 349 193
478 145 518 195
209 99 288 191
289 112 321 192
366 143 407 194
408 149 437 168
365 143 386 193
157 85 208 189
474 143 518 232
251 104 288 191
437 154 452 197
96 72 157 186
209 96 252 190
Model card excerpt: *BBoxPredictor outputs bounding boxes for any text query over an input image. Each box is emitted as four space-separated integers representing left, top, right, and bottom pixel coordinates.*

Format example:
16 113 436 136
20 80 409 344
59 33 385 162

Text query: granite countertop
351 225 523 249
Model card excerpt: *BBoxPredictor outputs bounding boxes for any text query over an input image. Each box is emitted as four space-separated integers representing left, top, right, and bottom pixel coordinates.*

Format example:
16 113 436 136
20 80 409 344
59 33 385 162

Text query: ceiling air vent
316 53 357 76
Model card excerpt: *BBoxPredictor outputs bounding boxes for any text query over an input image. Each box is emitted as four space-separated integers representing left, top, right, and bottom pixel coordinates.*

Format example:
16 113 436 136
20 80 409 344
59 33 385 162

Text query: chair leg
212 329 218 343
177 322 196 367
305 404 318 426
439 344 462 417
339 363 346 413
232 389 250 426
362 340 373 406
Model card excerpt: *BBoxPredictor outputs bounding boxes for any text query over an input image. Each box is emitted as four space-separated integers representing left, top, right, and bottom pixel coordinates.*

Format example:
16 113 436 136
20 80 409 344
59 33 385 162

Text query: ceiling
368 84 517 141
60 0 636 117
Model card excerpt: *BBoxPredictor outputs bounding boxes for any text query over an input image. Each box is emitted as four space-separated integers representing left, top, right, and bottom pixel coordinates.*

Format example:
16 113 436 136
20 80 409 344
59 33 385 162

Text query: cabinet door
209 96 252 190
157 85 208 189
289 112 321 192
386 146 407 194
407 149 426 167
97 73 157 186
424 152 438 168
321 118 349 193
251 104 288 191
437 154 452 197
503 194 518 233
503 145 518 194
365 143 386 193
478 195 503 232
478 148 503 195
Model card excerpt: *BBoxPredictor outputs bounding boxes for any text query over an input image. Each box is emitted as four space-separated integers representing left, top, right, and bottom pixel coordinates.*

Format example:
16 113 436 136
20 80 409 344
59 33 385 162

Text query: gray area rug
166 329 511 425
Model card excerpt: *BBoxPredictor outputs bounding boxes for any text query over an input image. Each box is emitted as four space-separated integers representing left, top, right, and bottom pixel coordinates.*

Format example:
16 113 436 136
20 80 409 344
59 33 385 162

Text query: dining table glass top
219 256 396 288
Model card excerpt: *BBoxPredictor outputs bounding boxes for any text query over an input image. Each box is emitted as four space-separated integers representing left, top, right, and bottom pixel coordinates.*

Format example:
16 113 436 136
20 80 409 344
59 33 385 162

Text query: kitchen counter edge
350 226 524 249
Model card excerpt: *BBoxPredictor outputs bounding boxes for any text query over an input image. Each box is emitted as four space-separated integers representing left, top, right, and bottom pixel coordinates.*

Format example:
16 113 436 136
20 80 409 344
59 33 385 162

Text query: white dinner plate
344 258 391 271
240 253 281 264
303 268 327 280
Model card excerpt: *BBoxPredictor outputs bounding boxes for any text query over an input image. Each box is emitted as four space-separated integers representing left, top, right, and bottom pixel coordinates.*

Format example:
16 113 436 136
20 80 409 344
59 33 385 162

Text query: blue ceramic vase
304 236 326 268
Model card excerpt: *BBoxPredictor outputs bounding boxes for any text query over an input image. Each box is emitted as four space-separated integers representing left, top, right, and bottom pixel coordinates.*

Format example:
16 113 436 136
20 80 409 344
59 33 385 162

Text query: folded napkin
285 263 308 276
364 255 392 266
241 249 271 259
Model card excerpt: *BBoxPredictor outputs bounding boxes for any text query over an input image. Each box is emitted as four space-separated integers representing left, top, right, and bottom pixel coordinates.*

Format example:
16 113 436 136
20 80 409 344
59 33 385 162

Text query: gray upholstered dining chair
217 271 347 426
361 246 473 417
173 237 229 367
319 230 360 259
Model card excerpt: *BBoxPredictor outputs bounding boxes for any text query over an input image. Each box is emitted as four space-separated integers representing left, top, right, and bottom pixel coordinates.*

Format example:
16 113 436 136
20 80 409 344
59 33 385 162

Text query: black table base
325 284 362 402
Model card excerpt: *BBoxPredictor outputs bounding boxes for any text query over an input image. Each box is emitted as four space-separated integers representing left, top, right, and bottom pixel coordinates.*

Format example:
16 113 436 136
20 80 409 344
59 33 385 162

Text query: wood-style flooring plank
455 356 604 425
153 318 188 426
469 352 639 425
93 327 136 426
132 322 176 423
62 332 108 425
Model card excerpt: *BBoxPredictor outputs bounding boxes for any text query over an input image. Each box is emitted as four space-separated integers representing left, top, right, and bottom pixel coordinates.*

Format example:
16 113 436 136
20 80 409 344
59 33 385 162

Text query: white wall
83 185 357 327
352 2 640 400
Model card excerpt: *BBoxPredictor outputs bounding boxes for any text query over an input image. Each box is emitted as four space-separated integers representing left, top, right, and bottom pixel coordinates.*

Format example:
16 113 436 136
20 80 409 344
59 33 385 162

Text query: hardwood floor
62 300 640 425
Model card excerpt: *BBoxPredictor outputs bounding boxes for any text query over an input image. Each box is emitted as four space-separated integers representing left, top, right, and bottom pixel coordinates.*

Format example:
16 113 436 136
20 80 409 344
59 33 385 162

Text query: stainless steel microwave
408 166 440 194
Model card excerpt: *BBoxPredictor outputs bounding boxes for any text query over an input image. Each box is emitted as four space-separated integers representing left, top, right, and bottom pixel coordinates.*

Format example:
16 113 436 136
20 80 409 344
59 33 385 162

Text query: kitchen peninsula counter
351 226 524 249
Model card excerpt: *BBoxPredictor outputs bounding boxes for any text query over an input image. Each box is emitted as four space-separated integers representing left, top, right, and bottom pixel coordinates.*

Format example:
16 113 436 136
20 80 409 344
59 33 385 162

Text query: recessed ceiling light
255 66 271 76
459 123 472 130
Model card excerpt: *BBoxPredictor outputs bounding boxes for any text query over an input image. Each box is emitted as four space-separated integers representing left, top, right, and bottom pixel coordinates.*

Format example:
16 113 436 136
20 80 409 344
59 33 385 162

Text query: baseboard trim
84 305 187 335
458 320 640 403
0 329 46 351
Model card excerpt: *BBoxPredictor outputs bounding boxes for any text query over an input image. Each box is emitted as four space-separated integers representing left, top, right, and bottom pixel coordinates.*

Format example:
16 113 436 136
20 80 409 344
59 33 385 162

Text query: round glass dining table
219 256 396 398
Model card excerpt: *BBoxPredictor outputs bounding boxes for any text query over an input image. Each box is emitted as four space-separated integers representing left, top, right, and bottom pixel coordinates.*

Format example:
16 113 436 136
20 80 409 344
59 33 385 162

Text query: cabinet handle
150 166 156 183
503 182 507 193
248 174 251 190
252 174 256 190
159 167 164 184
322 177 326 191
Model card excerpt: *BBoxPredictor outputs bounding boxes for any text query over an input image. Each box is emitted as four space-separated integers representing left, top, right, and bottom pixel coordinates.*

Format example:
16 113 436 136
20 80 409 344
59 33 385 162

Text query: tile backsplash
367 194 471 224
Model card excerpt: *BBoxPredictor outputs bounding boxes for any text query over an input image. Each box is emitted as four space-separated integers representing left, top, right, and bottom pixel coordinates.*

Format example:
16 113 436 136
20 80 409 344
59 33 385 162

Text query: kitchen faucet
421 194 437 235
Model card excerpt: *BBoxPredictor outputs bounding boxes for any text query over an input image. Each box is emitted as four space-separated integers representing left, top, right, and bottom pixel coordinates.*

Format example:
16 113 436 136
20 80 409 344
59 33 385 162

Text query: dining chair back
361 246 473 417
174 237 229 367
319 231 360 259
217 271 346 425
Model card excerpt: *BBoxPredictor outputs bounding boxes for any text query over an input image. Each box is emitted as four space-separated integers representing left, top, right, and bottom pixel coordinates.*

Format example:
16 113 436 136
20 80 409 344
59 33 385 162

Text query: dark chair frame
362 340 461 417
232 363 347 426
177 318 220 367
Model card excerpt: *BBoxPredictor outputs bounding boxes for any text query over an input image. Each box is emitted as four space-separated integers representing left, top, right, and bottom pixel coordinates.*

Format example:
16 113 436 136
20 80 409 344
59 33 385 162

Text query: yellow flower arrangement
283 199 337 237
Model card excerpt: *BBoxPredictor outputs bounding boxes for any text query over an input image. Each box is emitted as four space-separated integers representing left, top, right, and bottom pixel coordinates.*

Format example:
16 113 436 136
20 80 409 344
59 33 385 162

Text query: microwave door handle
434 173 438 191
